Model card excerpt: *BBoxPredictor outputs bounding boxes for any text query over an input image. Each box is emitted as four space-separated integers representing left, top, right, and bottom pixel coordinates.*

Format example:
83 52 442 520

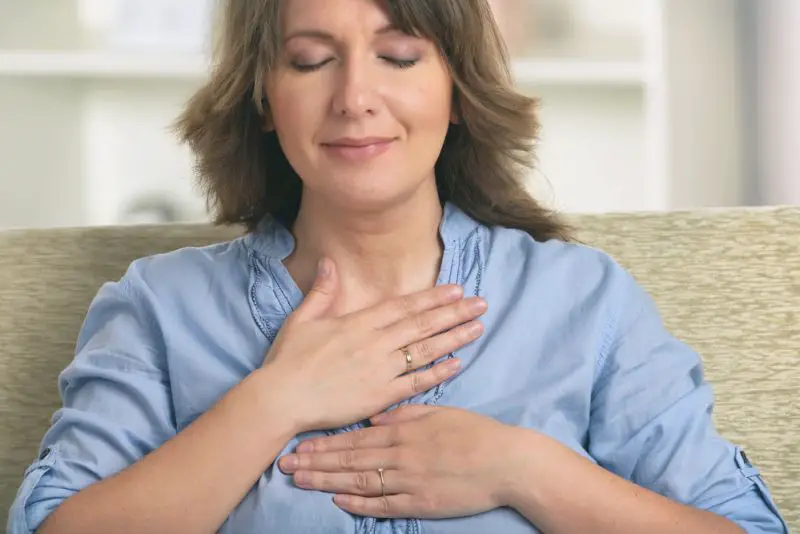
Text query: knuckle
340 450 356 469
415 340 435 363
394 295 416 319
355 472 371 493
413 313 433 337
409 372 425 394
349 432 366 449
386 425 403 446
379 496 392 515
420 494 439 513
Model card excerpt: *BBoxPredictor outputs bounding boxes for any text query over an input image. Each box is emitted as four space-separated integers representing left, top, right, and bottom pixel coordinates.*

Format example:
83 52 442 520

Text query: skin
265 0 457 316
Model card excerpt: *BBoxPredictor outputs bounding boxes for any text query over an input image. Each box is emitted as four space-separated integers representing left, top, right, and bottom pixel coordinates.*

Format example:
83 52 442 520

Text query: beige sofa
1 207 798 530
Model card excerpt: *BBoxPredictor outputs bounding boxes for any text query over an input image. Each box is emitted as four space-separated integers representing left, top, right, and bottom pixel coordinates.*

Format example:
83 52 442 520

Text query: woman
8 0 788 533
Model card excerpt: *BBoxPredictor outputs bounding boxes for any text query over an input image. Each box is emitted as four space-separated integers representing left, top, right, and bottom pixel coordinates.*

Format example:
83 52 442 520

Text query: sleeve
588 271 789 534
6 262 177 534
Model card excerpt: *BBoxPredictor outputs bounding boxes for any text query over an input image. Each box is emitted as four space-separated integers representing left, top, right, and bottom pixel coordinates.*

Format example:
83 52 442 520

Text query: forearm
39 368 297 534
502 430 744 534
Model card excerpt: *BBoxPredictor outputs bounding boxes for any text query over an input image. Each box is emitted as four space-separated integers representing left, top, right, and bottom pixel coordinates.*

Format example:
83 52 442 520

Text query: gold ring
401 347 413 373
377 467 386 497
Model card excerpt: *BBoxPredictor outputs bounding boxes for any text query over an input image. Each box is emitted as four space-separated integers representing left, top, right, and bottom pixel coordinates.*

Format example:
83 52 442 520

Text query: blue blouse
8 203 788 534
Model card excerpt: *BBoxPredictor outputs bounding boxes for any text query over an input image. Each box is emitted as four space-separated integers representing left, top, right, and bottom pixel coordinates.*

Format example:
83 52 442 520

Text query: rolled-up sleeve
6 261 176 534
589 272 789 533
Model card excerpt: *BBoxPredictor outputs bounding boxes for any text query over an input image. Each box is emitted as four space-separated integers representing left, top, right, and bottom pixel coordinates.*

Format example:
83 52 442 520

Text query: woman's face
265 0 454 211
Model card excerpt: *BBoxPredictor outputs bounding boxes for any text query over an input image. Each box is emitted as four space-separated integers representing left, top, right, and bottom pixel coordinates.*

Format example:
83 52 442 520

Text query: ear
450 109 460 125
260 96 275 132
449 93 461 125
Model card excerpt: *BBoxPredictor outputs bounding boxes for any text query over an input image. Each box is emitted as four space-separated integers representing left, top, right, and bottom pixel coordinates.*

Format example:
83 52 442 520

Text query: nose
331 55 380 118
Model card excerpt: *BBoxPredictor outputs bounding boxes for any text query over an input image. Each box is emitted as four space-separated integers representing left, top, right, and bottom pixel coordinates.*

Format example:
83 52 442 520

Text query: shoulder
480 223 663 378
119 236 252 299
482 224 641 309
77 235 257 349
83 236 257 337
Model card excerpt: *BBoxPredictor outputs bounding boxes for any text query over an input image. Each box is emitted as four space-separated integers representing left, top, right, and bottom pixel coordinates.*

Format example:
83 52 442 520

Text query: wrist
241 367 305 439
494 427 550 511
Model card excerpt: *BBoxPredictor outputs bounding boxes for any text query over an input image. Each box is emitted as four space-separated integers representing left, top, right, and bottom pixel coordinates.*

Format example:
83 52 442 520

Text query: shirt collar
245 201 481 260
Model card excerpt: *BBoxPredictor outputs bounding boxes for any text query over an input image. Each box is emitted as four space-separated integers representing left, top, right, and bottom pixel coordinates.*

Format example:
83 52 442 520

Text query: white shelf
513 59 647 86
0 51 209 79
0 51 647 86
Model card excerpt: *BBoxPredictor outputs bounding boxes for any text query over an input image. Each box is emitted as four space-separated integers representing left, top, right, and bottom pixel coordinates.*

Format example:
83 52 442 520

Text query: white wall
0 0 82 50
0 79 85 228
663 0 745 209
530 85 647 213
81 80 205 226
756 0 800 205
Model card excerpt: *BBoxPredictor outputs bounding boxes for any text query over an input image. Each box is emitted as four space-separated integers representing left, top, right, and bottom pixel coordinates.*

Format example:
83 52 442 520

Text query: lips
325 137 395 147
321 137 396 162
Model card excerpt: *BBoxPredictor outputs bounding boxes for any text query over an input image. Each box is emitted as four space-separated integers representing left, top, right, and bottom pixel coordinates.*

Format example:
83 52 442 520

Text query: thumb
370 405 440 426
294 258 338 321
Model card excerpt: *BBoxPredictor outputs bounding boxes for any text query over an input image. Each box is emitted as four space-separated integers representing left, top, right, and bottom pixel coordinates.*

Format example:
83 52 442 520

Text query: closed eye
290 58 334 72
382 57 418 69
290 57 419 72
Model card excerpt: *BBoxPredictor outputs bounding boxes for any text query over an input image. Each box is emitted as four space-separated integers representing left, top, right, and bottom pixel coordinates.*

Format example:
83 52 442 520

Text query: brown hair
175 0 572 242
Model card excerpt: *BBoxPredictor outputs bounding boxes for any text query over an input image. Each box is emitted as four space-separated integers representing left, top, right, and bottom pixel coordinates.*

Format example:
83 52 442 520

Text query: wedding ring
401 347 413 373
377 467 386 497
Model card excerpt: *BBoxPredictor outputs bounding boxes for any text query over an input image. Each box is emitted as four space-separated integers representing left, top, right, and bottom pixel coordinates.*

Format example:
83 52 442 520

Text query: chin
321 179 420 214
335 191 411 214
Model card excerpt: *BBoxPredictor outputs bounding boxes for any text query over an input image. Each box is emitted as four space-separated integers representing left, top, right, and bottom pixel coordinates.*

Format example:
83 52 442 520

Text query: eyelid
290 58 333 72
382 42 422 55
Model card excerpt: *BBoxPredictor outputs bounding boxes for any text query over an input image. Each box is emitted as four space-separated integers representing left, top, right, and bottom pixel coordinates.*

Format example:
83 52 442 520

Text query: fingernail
468 320 484 335
371 414 385 425
334 495 350 505
470 297 488 311
317 258 330 277
445 358 461 372
294 472 310 485
447 285 464 298
281 455 298 469
296 441 314 453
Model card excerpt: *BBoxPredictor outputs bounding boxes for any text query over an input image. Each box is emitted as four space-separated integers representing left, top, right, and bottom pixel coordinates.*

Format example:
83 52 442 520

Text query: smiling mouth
321 137 396 162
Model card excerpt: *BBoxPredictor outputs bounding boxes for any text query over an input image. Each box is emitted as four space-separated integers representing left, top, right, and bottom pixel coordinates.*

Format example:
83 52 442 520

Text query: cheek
404 68 451 122
390 74 452 141
266 77 326 147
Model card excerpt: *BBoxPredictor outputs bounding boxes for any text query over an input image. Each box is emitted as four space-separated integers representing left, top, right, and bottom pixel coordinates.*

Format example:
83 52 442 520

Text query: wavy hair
175 0 572 241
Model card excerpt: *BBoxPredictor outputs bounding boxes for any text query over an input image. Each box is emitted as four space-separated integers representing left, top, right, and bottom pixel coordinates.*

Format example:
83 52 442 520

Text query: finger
387 358 461 405
333 493 418 519
294 469 405 497
370 405 441 426
296 426 399 453
279 448 398 474
348 284 464 329
383 297 487 351
392 320 483 374
293 258 338 321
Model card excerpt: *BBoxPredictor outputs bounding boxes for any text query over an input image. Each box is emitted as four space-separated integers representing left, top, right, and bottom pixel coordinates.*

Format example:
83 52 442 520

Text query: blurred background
0 0 798 229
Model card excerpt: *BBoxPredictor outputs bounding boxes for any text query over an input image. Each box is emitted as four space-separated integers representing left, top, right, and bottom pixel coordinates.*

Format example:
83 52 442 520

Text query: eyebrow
284 23 399 43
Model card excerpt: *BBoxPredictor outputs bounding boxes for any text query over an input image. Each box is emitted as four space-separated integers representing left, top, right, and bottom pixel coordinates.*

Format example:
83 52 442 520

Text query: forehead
281 0 392 30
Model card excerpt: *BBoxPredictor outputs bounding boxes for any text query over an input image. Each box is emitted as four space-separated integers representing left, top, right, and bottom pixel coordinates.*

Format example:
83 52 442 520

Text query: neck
285 184 444 316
